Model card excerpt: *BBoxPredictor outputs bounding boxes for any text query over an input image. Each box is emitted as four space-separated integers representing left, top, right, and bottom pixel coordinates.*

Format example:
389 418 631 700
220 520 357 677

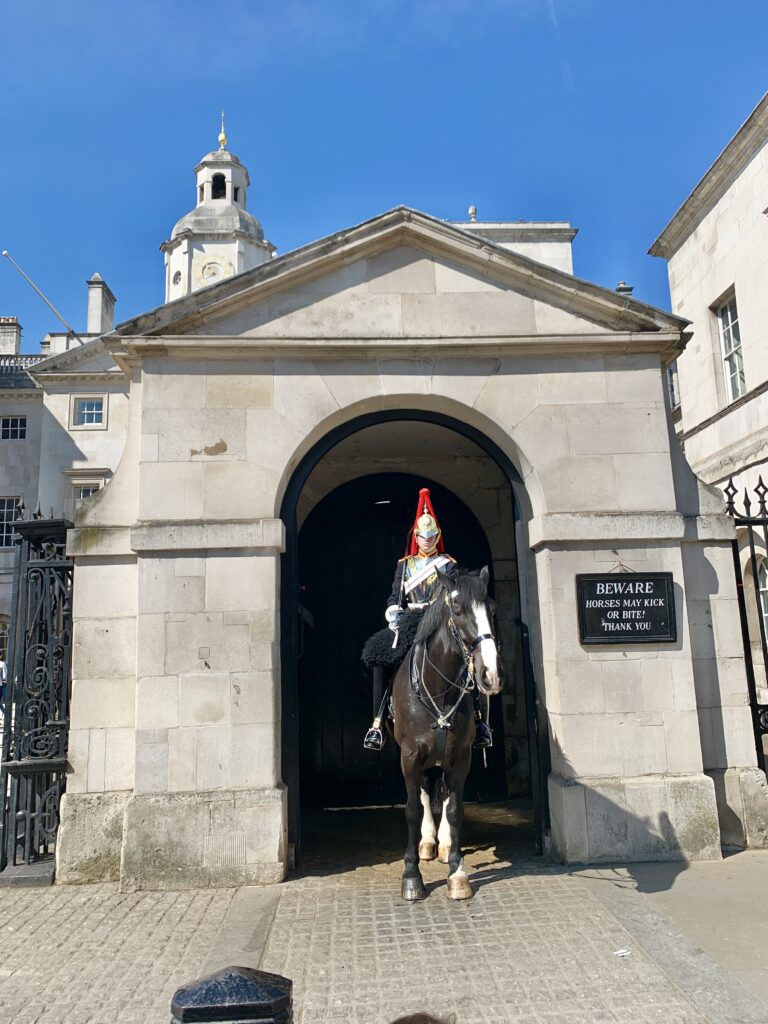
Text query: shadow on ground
295 798 542 885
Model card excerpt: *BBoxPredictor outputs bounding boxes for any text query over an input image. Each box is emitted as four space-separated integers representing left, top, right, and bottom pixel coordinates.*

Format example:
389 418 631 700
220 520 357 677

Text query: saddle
360 608 425 670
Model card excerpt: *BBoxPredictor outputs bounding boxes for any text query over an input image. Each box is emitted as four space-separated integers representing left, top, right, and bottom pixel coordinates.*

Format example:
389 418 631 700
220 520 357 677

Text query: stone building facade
2 133 767 889
650 90 768 702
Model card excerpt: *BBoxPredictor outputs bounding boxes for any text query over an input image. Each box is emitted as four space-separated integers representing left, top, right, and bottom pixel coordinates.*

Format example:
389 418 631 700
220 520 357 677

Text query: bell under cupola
161 114 275 301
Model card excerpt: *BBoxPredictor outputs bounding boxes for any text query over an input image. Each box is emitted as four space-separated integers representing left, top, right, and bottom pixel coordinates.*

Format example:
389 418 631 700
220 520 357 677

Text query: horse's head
437 566 502 696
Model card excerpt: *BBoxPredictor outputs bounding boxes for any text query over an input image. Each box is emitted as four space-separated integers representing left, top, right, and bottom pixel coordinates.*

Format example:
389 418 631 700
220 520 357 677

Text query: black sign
576 573 676 644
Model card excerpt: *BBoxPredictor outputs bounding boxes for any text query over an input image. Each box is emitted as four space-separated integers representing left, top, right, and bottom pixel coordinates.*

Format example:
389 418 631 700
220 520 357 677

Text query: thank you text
576 573 676 644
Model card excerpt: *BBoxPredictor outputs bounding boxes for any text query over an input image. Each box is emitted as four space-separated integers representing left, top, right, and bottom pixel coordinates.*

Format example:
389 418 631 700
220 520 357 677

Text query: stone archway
279 410 541 859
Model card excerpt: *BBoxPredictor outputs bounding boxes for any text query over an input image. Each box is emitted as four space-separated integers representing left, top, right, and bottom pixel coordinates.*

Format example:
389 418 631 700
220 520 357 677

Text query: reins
410 592 497 734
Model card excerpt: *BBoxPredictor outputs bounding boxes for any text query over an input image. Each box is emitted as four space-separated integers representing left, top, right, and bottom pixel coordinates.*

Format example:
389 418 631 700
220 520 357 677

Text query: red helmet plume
406 487 444 556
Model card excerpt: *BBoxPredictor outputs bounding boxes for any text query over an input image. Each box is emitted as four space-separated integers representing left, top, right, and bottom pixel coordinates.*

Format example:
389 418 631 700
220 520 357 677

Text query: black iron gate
725 477 768 774
0 516 74 872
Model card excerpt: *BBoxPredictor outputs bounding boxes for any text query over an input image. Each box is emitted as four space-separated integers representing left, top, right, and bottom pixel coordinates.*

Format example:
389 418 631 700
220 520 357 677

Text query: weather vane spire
218 109 227 150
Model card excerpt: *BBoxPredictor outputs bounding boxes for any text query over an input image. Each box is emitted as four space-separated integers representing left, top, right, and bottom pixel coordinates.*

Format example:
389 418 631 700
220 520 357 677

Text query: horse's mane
414 568 488 644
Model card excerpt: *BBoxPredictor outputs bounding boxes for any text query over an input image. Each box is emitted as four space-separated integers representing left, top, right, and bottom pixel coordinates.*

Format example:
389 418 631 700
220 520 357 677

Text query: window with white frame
0 498 19 547
70 395 106 429
1 416 26 440
717 294 745 402
0 619 8 662
666 360 681 410
74 484 100 501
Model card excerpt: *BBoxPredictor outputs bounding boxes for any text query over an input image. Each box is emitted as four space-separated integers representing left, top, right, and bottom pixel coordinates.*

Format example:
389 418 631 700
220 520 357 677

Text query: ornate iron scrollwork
0 518 74 872
725 477 768 769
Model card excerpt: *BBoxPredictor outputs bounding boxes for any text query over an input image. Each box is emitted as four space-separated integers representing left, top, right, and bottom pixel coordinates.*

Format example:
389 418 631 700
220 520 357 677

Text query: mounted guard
362 487 493 751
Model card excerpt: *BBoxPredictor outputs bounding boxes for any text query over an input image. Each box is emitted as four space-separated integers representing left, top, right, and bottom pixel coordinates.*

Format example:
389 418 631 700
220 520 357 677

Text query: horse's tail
425 767 447 818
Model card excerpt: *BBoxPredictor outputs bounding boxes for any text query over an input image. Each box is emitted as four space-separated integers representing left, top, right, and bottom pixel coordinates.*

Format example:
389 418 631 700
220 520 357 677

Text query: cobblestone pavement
259 803 765 1024
0 885 234 1024
1 802 766 1024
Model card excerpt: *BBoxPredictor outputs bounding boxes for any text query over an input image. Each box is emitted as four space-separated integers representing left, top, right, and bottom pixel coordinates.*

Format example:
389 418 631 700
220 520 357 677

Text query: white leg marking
420 787 436 842
473 601 499 683
449 857 467 879
437 796 451 851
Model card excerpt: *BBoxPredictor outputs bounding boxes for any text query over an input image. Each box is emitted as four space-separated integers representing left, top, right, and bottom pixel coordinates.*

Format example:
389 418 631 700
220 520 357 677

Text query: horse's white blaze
437 796 451 850
472 600 499 684
420 787 436 842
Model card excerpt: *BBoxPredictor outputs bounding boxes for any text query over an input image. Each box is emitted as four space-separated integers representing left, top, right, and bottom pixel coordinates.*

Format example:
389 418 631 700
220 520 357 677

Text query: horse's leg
443 772 473 900
437 792 451 864
401 759 427 901
418 782 437 861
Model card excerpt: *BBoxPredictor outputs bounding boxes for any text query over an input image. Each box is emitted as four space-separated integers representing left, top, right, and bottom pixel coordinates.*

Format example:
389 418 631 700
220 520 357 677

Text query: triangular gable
114 207 689 341
29 336 125 377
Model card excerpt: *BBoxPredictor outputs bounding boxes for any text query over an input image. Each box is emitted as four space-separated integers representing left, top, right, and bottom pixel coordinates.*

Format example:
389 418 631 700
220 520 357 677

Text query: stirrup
473 721 493 749
363 719 385 751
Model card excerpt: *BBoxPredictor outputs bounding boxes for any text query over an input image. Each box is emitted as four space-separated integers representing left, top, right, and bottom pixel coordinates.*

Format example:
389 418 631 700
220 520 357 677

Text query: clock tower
161 115 275 301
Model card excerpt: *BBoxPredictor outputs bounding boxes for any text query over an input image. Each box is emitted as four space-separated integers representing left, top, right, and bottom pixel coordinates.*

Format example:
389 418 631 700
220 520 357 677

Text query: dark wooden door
297 473 508 808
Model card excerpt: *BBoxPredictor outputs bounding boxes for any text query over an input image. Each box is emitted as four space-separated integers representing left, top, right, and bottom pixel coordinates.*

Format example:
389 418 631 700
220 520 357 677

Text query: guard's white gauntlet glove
385 605 402 633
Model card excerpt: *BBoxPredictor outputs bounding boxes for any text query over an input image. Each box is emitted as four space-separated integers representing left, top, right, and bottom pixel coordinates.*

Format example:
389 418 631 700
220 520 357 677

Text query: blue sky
1 1 766 352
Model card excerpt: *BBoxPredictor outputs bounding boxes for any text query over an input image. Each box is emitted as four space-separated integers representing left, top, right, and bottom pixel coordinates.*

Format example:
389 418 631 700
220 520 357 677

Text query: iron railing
724 476 768 773
0 514 73 871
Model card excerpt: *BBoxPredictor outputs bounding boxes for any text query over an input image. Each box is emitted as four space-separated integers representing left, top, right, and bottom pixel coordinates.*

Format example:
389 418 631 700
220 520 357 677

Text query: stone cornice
528 511 734 549
27 335 113 375
116 207 689 339
105 330 685 370
0 389 42 401
650 92 768 259
67 519 286 557
31 370 128 387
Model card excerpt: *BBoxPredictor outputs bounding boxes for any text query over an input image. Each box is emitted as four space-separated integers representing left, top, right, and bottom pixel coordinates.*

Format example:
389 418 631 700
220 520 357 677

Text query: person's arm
385 560 406 626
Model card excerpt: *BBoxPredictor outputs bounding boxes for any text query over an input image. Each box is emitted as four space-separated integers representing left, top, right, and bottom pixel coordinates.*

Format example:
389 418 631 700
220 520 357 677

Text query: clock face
193 256 234 287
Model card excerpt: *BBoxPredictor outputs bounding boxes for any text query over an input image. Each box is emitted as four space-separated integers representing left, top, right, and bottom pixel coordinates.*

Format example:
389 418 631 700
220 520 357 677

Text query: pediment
29 337 127 378
115 207 688 345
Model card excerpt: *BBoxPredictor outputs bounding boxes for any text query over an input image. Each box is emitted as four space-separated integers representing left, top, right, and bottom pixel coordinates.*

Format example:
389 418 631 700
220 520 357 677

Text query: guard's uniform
388 552 457 611
363 487 493 751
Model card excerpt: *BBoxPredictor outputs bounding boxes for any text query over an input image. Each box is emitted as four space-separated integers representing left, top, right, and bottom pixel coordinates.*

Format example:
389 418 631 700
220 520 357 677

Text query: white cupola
161 114 275 301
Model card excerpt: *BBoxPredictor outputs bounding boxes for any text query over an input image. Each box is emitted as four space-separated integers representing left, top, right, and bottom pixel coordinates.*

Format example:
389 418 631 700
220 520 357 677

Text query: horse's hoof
438 845 451 864
418 841 437 861
401 877 427 901
447 874 474 900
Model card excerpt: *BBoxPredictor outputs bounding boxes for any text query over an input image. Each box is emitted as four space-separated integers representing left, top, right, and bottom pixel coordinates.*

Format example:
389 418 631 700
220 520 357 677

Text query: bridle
408 591 498 733
445 593 495 669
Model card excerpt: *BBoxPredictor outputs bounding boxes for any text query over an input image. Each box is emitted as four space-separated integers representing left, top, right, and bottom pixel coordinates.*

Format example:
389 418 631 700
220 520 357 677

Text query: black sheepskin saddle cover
361 608 425 670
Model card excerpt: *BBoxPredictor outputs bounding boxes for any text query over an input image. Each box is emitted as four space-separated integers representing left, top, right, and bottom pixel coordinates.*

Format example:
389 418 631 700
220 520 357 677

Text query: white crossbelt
403 555 452 594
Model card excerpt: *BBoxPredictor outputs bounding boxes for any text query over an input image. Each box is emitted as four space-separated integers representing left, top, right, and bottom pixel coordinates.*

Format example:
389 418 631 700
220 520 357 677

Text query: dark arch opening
211 173 226 199
279 409 543 860
297 472 507 809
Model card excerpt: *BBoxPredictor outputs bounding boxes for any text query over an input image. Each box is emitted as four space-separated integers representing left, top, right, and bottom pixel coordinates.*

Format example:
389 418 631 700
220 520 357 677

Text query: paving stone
0 884 233 1024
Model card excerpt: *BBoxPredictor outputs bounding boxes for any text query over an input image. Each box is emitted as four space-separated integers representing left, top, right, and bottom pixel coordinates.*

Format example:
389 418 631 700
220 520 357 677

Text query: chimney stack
86 274 116 335
0 316 22 354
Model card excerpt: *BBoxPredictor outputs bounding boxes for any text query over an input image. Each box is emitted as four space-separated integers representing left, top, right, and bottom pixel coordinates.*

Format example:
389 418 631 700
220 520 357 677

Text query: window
0 497 19 547
70 395 106 429
233 186 240 202
74 484 100 501
198 184 204 202
666 361 680 410
717 294 745 402
1 416 26 440
211 173 226 199
0 619 7 662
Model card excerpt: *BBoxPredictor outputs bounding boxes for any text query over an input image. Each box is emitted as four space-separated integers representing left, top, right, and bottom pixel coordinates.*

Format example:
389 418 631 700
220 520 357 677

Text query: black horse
391 566 502 901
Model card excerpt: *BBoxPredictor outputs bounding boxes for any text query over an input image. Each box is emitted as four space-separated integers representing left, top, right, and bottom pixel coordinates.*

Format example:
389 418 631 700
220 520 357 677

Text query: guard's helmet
408 488 444 555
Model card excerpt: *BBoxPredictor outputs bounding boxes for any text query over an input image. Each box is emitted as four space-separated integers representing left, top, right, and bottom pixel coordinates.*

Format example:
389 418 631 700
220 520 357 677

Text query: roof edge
650 92 768 259
115 206 688 339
